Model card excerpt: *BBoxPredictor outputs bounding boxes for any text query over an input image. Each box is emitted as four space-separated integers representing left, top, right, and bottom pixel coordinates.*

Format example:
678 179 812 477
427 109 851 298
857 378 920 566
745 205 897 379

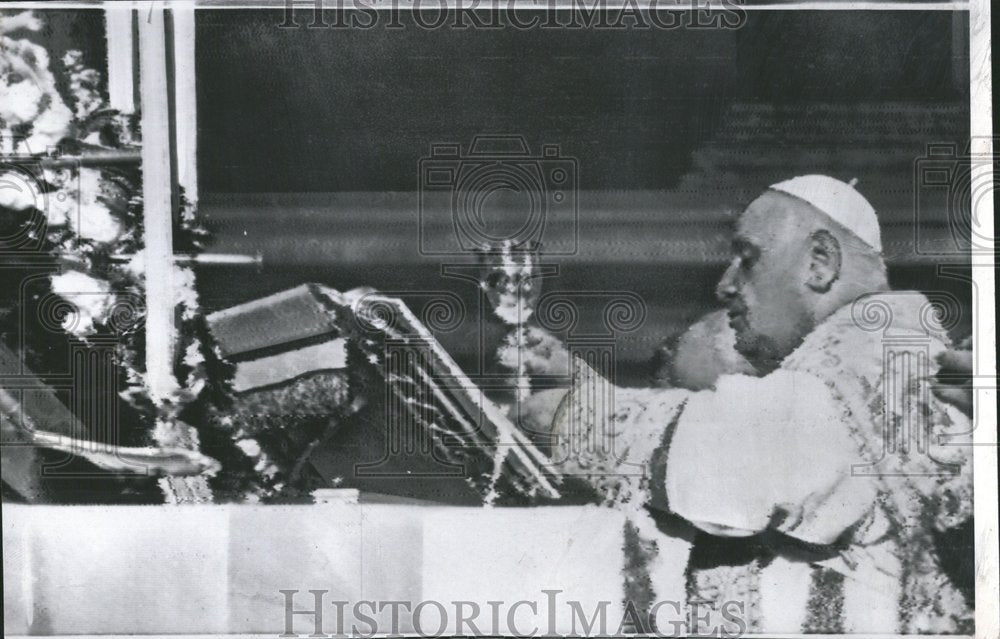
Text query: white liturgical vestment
551 291 972 634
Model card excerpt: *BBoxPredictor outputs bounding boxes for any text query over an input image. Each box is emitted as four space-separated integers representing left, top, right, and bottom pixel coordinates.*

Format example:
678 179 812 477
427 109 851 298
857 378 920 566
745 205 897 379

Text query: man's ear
806 229 841 293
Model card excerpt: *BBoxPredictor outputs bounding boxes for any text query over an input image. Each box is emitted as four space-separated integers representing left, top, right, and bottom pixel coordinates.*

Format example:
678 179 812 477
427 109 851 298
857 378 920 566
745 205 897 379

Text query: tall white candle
138 2 177 403
137 2 214 504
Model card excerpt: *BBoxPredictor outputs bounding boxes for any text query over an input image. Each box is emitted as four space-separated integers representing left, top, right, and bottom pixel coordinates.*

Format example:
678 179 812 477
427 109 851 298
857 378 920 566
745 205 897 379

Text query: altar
2 503 693 636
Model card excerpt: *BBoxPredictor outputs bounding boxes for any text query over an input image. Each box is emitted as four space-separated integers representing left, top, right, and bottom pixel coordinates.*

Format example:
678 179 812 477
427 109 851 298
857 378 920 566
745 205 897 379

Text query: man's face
716 192 816 372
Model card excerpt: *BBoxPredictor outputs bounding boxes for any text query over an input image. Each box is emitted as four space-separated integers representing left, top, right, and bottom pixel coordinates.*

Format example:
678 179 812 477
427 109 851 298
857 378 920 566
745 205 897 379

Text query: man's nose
716 260 739 302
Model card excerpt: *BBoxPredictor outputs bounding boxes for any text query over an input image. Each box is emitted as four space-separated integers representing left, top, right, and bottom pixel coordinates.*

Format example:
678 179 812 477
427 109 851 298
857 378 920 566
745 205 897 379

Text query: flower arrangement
1 10 233 502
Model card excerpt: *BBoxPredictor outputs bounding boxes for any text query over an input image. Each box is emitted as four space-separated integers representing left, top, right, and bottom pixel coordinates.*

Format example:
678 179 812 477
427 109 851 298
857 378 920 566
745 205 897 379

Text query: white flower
259 464 279 479
41 166 70 187
123 256 202 320
235 438 261 458
22 99 72 152
74 199 122 243
181 340 207 396
0 11 42 35
69 69 103 119
49 270 113 336
152 419 186 449
61 50 82 67
174 266 200 318
67 169 123 243
254 452 279 478
182 340 205 369
0 27 72 152
62 49 103 119
0 170 41 211
1 25 71 150
122 249 146 278
0 79 43 124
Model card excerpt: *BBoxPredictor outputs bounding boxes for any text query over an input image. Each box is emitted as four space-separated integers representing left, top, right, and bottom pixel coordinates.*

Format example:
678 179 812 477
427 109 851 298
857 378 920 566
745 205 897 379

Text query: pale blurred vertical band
970 0 998 633
104 3 135 114
171 4 198 207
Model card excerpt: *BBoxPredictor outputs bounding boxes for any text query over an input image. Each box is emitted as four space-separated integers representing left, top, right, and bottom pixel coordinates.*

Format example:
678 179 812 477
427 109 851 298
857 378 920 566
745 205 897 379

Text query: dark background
196 10 967 193
193 10 972 378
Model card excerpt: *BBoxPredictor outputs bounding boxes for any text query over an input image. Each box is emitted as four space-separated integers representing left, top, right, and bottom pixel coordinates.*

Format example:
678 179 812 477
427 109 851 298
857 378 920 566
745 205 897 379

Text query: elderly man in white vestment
548 176 973 634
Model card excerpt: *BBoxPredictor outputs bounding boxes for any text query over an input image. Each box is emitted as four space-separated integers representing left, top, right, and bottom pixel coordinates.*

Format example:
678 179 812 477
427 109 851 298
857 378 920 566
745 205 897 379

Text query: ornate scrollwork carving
352 290 466 335
537 290 647 337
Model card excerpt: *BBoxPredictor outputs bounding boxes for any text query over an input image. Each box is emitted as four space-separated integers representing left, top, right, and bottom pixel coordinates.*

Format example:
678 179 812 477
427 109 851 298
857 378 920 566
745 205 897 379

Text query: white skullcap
769 175 882 253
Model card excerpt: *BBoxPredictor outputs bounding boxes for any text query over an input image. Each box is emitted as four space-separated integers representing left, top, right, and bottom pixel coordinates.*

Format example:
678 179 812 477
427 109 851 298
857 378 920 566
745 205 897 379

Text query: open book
207 284 563 503
325 286 563 503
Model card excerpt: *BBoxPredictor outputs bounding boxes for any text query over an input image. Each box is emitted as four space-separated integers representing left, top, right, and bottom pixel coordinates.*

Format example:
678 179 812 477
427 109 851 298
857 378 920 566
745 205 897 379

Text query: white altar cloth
2 504 691 636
